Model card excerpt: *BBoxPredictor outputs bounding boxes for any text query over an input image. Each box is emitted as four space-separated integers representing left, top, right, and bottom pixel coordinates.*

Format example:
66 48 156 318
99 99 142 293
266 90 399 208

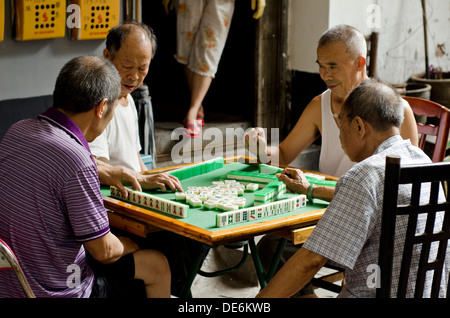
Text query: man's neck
359 130 400 163
118 95 129 106
55 107 95 141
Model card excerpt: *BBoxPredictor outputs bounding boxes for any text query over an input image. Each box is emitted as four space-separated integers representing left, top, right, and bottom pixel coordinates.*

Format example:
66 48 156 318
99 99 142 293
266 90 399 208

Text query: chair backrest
365 32 379 78
0 239 35 298
378 156 450 298
403 96 450 162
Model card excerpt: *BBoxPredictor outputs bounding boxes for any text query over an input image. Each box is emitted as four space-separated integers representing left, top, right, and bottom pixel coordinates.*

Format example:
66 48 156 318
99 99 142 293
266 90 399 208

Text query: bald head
106 22 157 60
318 25 367 61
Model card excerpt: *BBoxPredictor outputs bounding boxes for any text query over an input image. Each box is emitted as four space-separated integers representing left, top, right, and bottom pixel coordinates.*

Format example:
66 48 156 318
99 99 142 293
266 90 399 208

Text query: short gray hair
106 21 157 60
318 24 367 60
53 56 121 114
342 79 404 132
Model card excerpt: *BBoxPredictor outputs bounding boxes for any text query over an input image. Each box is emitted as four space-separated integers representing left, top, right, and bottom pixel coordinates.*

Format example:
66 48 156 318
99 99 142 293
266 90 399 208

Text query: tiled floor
189 244 340 298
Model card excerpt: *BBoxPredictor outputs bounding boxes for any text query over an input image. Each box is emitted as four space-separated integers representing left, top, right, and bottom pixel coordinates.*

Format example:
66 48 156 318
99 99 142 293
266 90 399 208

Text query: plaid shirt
304 135 446 297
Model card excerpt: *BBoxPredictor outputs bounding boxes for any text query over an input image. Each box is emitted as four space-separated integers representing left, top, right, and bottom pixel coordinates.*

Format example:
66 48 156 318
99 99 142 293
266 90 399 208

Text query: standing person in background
164 0 266 138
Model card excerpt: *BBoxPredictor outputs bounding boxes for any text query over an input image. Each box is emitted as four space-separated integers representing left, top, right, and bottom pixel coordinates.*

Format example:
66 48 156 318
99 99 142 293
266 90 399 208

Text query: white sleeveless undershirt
319 89 355 177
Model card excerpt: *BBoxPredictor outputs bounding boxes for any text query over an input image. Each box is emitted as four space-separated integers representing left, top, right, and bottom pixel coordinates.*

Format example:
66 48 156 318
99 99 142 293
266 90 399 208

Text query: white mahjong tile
241 210 248 222
223 203 238 211
204 200 217 210
190 198 203 207
126 189 134 201
110 186 117 197
175 192 186 201
301 195 307 206
256 207 263 218
198 194 209 202
181 205 189 218
217 213 229 227
249 208 257 220
227 212 235 224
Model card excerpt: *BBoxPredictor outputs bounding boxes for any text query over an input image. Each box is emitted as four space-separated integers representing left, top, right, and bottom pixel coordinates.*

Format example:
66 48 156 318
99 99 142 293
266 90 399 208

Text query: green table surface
101 162 330 232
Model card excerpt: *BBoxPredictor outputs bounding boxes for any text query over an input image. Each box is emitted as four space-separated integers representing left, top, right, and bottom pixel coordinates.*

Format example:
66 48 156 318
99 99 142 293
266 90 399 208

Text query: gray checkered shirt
304 135 447 297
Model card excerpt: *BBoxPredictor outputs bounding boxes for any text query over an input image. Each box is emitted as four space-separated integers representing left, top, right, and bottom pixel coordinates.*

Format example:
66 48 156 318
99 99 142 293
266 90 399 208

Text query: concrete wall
288 0 450 84
0 1 108 101
288 0 330 73
1 0 448 100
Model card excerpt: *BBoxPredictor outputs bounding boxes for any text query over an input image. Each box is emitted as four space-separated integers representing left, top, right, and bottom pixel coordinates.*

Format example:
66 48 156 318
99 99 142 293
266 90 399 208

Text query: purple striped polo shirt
0 107 110 298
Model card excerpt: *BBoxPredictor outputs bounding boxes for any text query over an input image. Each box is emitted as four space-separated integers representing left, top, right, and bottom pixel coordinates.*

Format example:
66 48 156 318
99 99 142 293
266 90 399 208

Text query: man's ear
103 48 110 60
356 56 366 71
352 116 366 137
95 98 109 119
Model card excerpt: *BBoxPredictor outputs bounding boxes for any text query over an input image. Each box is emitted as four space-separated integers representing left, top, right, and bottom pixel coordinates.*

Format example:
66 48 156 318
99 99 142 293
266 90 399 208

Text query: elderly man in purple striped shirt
0 56 171 298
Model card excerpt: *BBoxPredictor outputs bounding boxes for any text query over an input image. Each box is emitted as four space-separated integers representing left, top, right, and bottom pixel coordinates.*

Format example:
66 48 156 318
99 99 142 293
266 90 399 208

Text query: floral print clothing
175 0 235 78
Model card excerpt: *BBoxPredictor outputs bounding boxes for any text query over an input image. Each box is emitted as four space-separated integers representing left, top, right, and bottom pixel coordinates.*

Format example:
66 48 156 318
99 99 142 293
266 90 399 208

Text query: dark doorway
141 1 257 124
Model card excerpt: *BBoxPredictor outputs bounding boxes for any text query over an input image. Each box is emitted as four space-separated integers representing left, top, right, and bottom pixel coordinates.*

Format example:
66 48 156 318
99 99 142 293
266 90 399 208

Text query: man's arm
84 232 140 264
95 158 183 195
245 96 322 165
277 167 334 202
136 173 183 193
256 247 328 298
277 96 322 165
138 152 149 172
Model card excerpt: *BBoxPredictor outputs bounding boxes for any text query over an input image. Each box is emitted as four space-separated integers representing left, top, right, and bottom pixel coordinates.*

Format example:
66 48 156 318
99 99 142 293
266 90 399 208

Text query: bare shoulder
301 94 322 122
401 97 415 117
401 97 411 108
308 94 322 109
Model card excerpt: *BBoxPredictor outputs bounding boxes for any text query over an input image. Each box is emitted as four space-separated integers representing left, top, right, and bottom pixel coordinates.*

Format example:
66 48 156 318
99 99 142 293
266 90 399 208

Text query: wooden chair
403 96 450 162
365 32 379 78
0 238 35 298
378 156 450 298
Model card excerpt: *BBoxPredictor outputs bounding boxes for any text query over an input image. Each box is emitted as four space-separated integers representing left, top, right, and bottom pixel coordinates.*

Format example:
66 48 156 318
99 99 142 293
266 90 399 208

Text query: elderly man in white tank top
245 24 418 200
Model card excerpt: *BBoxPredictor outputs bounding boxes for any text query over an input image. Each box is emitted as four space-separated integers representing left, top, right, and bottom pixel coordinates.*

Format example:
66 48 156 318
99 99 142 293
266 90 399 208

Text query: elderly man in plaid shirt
257 79 447 298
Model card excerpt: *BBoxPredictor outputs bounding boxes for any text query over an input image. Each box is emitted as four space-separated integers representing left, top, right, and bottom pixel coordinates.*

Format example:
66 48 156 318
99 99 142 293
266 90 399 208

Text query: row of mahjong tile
174 180 260 211
216 194 307 227
110 186 190 218
254 181 286 203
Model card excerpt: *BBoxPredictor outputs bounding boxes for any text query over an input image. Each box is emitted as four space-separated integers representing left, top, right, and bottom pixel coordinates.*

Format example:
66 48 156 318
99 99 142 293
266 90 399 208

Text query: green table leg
265 237 287 282
198 244 249 277
248 236 287 288
179 241 209 298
